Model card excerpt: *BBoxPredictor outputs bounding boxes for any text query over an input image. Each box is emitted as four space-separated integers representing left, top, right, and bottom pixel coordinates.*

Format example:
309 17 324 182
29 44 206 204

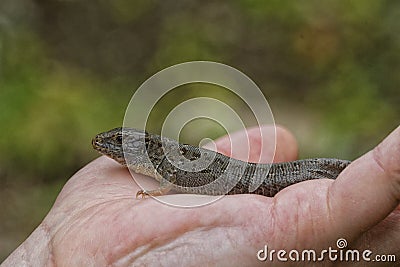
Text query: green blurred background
1 0 399 261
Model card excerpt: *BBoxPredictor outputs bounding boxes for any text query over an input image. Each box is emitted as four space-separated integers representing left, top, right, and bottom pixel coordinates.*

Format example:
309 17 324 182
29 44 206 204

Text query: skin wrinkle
373 144 400 204
372 153 400 209
371 148 399 211
268 196 296 258
80 175 132 194
93 249 107 267
306 193 317 247
372 144 387 174
57 182 134 218
270 192 300 249
111 207 198 263
117 243 153 266
363 228 372 254
55 171 121 205
135 229 188 258
159 226 243 265
125 226 237 265
221 203 260 253
325 181 338 247
38 222 54 266
48 218 78 261
372 151 400 203
13 224 51 266
100 202 145 264
290 192 304 247
219 195 270 252
105 202 151 263
216 225 249 259
308 182 333 243
268 195 281 247
314 185 337 248
51 198 131 262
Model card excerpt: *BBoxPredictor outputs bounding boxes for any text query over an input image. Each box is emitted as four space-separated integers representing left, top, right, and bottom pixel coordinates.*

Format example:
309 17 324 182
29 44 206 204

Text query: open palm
4 125 400 266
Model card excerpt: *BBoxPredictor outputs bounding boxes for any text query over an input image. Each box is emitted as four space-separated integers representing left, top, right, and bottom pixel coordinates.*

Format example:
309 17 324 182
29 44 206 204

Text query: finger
203 124 298 163
328 125 400 240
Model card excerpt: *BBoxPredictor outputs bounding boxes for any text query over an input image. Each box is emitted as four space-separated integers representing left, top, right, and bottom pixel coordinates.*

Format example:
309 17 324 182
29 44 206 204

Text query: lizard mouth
91 135 104 152
91 135 115 156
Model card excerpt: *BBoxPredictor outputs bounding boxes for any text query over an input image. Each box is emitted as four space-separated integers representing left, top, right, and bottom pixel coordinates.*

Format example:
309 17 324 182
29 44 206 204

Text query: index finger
204 125 298 163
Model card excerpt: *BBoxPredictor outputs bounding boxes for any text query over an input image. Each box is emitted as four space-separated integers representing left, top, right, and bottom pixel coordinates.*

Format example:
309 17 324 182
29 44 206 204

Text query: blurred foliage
0 0 399 261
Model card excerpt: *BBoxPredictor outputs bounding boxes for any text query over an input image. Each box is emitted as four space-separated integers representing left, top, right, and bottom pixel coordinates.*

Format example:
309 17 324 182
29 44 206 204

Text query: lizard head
92 127 148 166
92 127 166 179
92 127 126 165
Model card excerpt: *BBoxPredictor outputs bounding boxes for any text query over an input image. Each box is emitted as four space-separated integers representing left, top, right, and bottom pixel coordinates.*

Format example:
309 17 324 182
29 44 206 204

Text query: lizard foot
136 190 150 199
135 186 172 198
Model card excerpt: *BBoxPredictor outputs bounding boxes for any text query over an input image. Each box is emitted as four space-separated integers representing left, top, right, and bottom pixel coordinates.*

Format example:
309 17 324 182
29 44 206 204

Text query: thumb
328 125 400 238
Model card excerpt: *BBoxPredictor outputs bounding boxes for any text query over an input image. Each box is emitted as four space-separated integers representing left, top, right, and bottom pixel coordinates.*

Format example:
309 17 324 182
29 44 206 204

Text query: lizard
92 127 351 198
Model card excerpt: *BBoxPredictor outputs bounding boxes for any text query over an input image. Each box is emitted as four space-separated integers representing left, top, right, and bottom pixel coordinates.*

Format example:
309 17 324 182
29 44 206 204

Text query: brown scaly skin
92 127 351 197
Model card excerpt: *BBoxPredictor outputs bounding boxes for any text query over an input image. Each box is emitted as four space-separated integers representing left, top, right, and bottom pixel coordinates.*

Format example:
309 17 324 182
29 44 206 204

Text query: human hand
3 125 399 266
